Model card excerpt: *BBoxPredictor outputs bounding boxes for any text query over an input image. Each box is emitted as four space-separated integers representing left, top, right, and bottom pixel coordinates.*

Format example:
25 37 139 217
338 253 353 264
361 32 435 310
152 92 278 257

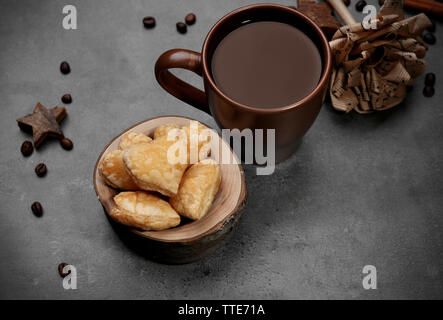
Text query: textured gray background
0 0 442 299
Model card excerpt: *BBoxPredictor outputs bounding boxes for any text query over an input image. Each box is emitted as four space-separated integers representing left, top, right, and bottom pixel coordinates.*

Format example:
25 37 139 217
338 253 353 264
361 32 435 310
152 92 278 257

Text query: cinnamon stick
404 0 443 17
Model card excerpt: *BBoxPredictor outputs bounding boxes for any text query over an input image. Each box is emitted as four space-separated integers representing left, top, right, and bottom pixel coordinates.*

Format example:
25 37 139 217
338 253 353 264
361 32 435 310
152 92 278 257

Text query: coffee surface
211 21 322 109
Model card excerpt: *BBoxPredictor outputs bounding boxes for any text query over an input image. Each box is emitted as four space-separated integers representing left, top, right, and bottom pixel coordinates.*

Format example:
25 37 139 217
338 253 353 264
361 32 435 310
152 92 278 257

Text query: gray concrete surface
0 0 442 299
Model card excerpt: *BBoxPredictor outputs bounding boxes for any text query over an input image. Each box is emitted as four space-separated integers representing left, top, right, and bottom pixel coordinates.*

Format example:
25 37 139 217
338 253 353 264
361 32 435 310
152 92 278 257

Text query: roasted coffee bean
355 0 367 11
58 263 71 277
423 32 436 45
21 140 33 157
143 16 156 29
427 21 436 33
185 13 196 25
423 86 435 97
61 93 72 104
176 22 187 34
425 73 436 87
35 163 47 177
60 137 73 150
31 202 43 217
343 0 351 6
378 0 385 5
60 61 70 74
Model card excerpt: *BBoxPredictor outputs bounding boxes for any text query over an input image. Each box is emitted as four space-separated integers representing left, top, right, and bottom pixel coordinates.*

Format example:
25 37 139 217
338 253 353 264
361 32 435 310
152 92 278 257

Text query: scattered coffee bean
58 263 71 277
343 0 351 6
423 86 435 97
21 140 33 157
60 137 73 150
176 22 187 34
423 32 436 45
427 21 436 33
60 61 70 74
35 163 47 177
356 0 367 11
31 201 43 217
425 73 436 87
61 93 72 104
185 13 196 25
143 16 156 29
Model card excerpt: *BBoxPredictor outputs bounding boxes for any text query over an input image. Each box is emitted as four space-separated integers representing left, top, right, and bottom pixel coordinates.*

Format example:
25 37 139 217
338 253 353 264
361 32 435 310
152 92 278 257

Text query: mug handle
155 49 210 114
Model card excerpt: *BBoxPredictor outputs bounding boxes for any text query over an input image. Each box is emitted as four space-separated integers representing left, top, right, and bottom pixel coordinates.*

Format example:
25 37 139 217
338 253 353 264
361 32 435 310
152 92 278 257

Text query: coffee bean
35 163 47 177
378 0 385 5
31 202 43 217
343 0 351 6
61 93 72 104
21 141 33 157
423 32 436 45
425 73 436 87
58 263 71 277
60 61 70 74
185 13 196 25
176 22 187 34
60 137 73 150
143 16 156 29
356 0 367 11
423 86 435 97
427 21 436 33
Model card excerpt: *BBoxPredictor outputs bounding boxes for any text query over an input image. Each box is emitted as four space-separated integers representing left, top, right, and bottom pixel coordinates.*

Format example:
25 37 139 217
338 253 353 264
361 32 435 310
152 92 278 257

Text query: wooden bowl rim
93 115 247 243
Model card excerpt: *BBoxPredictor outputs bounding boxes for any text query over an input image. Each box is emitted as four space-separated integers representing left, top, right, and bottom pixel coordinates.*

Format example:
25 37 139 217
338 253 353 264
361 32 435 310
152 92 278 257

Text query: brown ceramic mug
155 4 332 163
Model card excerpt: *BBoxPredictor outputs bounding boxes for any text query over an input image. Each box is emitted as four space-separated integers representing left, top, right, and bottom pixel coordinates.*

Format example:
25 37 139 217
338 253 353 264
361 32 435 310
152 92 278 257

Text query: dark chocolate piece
17 103 66 149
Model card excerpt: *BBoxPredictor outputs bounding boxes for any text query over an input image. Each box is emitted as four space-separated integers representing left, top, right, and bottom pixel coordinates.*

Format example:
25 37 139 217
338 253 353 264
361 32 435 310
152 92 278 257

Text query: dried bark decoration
328 0 432 113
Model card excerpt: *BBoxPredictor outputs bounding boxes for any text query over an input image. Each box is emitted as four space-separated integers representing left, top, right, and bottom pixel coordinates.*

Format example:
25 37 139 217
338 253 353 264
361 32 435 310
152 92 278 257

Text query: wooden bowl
93 116 247 264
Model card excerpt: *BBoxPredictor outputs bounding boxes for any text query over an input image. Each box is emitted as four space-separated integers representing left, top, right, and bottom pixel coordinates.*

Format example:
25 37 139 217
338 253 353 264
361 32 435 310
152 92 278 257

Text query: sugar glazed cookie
98 150 139 190
122 122 211 196
170 159 221 220
118 131 152 150
122 141 188 197
182 121 212 163
111 191 180 231
154 121 212 164
153 124 180 140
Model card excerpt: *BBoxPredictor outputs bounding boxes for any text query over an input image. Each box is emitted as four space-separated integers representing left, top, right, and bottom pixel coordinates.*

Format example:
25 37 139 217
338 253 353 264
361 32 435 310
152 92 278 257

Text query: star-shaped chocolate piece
17 103 66 149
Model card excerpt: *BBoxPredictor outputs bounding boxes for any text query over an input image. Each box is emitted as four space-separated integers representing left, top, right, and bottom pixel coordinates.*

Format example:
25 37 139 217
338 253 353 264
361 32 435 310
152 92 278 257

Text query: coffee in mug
211 21 322 109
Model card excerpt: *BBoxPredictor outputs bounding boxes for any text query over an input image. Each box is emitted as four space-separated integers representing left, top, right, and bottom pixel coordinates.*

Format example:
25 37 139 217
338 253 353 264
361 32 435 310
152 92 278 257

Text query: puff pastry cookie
111 191 180 231
170 159 221 220
154 125 188 152
98 150 139 190
123 142 188 196
118 131 152 150
153 124 180 140
154 121 212 165
183 121 212 163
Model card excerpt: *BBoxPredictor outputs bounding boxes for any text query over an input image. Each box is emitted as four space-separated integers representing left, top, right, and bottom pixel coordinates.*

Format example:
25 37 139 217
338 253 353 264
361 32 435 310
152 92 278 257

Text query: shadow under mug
155 4 332 163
